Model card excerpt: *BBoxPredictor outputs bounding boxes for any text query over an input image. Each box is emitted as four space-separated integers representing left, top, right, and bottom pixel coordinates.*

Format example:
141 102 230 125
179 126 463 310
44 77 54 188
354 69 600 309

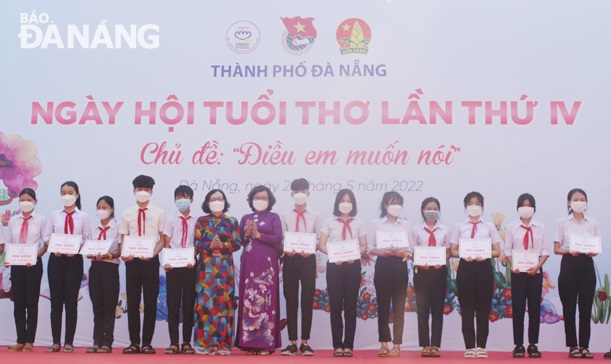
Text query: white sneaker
464 348 477 358
194 346 208 355
217 346 232 356
476 347 488 358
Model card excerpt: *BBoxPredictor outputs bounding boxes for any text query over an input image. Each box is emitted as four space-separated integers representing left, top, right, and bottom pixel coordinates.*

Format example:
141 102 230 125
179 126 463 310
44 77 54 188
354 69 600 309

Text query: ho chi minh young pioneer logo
280 16 317 55
336 18 371 55
226 20 260 54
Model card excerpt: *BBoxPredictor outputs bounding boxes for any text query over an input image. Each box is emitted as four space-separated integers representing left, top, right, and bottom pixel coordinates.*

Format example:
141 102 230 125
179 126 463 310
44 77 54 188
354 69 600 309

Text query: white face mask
253 199 269 211
518 206 535 219
62 194 77 207
292 192 308 206
135 191 151 203
424 210 439 221
466 204 482 217
387 204 402 217
97 209 111 220
209 200 225 213
570 201 587 214
338 202 353 214
19 201 35 213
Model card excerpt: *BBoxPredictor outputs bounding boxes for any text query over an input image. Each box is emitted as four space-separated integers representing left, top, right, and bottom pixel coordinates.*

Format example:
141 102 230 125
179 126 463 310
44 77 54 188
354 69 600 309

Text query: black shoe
299 343 314 356
513 345 526 358
604 350 611 359
527 345 541 358
281 344 298 356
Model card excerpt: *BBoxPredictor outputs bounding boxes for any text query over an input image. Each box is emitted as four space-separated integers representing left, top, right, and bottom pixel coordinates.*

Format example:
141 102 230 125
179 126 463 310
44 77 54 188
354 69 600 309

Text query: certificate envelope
5 243 38 266
512 250 539 272
569 234 602 254
79 239 112 256
376 230 409 249
458 238 492 259
122 236 156 258
48 233 81 255
284 232 316 254
327 239 361 263
413 246 446 266
162 247 195 268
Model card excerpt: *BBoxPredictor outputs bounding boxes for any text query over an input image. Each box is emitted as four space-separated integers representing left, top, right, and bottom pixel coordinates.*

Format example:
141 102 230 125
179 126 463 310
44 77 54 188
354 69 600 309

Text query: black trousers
456 259 493 349
327 260 361 350
47 254 84 345
11 257 43 344
283 255 316 341
511 270 543 346
166 267 196 345
558 254 596 348
89 261 120 348
126 256 160 347
414 265 447 347
373 256 407 344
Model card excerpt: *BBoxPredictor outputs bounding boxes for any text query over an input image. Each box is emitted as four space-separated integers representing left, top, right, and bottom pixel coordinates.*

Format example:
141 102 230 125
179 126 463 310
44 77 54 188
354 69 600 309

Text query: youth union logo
336 18 371 55
280 16 317 55
226 20 260 54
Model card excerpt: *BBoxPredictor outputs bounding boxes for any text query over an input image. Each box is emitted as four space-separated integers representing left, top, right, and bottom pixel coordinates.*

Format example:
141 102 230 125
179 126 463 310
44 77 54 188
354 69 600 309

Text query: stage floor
0 348 607 363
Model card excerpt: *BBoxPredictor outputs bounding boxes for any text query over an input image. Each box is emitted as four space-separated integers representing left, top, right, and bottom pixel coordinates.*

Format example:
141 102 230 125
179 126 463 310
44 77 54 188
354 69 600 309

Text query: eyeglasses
210 198 225 202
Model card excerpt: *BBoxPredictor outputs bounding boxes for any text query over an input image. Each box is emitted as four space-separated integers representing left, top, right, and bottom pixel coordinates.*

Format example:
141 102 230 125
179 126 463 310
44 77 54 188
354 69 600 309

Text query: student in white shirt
553 188 598 359
319 189 367 358
163 185 197 355
280 178 320 356
120 175 165 354
505 193 549 359
42 181 91 353
368 191 411 358
86 196 121 354
412 197 450 358
1 188 46 352
449 191 501 359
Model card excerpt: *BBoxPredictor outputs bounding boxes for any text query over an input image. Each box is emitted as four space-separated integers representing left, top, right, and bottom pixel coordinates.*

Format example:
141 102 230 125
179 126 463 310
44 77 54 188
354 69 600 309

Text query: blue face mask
175 198 191 212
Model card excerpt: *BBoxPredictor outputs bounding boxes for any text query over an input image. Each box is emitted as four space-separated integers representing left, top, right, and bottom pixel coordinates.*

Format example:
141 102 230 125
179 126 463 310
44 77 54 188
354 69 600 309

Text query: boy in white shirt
120 175 165 354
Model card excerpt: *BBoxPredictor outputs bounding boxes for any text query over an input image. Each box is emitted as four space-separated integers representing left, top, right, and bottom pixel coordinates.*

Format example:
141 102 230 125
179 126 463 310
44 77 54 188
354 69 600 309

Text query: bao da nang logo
18 11 160 49
336 18 371 55
226 21 260 54
280 16 317 55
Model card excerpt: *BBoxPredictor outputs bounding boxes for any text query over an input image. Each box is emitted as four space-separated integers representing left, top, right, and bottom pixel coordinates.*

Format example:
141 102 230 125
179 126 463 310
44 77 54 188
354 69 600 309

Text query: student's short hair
463 191 484 208
174 185 194 199
132 175 155 189
516 193 536 212
379 191 403 218
202 189 231 214
247 185 276 212
291 178 309 191
333 189 357 217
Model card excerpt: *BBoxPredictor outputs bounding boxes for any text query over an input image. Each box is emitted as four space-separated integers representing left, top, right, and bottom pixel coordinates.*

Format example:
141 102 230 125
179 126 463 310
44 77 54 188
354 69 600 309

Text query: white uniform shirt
163 210 196 249
119 203 165 242
281 208 321 235
42 208 91 243
93 218 121 264
412 221 450 248
554 214 600 250
504 219 550 257
4 211 46 249
321 217 367 242
367 216 412 254
449 219 502 246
